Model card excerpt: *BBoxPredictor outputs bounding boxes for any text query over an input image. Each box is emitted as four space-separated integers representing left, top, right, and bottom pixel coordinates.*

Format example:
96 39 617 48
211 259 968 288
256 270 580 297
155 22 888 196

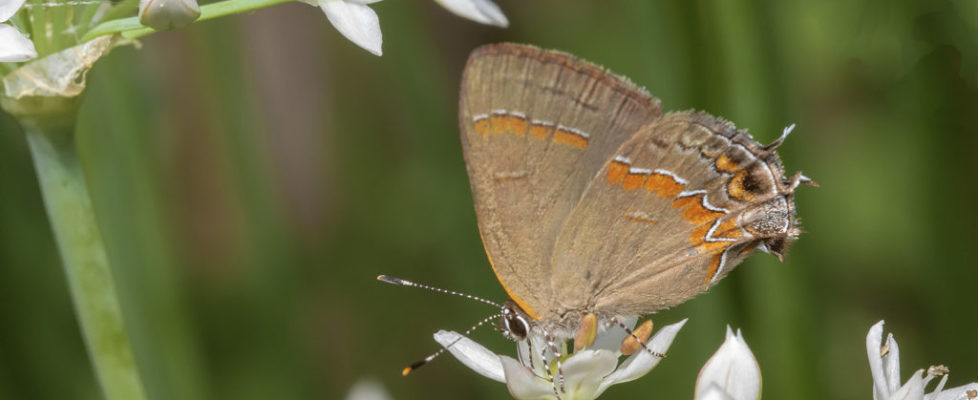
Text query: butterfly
457 43 813 348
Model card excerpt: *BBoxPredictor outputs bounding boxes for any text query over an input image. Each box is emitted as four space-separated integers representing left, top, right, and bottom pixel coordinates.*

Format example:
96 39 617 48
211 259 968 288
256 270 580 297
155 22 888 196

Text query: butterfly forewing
459 43 662 319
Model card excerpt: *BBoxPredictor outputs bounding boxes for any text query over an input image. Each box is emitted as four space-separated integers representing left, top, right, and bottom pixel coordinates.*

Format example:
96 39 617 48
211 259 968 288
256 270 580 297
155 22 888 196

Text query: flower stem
21 114 148 400
80 0 293 42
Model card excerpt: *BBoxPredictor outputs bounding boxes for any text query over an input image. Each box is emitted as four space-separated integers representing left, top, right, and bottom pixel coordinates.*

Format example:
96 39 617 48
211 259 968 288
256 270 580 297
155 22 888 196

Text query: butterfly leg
520 337 552 382
544 331 566 395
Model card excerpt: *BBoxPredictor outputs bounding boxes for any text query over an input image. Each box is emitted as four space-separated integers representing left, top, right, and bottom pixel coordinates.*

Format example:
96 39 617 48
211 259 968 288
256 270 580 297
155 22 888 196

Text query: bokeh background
2 1 977 399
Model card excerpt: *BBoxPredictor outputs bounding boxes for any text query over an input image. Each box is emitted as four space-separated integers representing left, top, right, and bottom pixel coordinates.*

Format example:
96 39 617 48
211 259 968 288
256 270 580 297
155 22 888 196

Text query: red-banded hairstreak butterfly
382 42 813 375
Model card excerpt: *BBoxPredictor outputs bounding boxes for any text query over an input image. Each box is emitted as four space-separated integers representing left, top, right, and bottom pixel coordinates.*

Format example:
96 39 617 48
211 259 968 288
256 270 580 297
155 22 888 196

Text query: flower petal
434 0 508 27
869 321 892 400
694 327 761 400
500 355 556 400
559 349 618 399
885 333 903 393
344 378 393 400
924 374 947 399
594 318 688 396
0 24 35 62
319 0 383 56
433 330 505 382
138 0 201 30
0 0 25 22
698 383 737 400
889 370 925 400
926 382 978 400
591 316 637 353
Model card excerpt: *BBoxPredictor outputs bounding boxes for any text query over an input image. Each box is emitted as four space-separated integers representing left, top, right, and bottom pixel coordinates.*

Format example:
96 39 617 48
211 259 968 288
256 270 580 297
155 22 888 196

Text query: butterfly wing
459 43 662 320
551 111 802 317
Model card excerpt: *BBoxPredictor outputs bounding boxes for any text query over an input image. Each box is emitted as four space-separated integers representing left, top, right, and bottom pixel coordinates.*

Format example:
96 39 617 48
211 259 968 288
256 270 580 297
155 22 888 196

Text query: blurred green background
1 0 977 399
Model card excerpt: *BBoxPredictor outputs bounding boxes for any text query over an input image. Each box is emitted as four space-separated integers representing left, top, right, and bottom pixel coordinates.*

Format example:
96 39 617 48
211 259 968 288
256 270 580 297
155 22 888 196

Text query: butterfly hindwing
552 111 798 317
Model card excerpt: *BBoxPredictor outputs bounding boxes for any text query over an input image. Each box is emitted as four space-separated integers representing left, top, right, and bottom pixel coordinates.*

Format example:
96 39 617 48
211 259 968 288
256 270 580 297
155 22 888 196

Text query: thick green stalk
17 106 147 400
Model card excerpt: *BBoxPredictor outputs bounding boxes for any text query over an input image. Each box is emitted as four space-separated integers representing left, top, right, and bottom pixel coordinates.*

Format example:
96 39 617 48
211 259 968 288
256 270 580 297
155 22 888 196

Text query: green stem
80 0 293 42
21 114 148 400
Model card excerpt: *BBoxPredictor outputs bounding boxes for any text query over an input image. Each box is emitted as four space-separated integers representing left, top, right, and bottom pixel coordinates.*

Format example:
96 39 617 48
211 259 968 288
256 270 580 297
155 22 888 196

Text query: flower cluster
1 0 506 65
432 319 978 400
434 319 765 400
300 0 507 56
867 321 978 400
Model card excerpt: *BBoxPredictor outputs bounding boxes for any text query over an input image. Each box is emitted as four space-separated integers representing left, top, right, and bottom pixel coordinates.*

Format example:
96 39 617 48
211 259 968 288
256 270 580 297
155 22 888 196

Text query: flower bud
139 0 201 31
695 327 761 400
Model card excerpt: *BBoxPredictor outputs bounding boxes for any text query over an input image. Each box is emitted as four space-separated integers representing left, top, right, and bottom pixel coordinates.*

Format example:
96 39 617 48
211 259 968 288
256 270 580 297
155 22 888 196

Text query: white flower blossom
0 0 36 62
434 319 687 400
138 0 201 31
695 327 762 400
867 320 978 400
434 0 507 27
345 377 394 400
300 0 507 56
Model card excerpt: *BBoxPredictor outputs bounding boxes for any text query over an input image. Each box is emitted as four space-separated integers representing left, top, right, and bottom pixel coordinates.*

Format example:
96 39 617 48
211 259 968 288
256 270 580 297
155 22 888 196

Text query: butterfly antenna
377 275 503 308
400 313 502 376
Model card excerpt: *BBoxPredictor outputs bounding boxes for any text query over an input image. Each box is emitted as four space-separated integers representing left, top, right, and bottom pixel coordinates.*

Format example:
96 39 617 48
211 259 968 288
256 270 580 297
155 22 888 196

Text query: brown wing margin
459 43 662 319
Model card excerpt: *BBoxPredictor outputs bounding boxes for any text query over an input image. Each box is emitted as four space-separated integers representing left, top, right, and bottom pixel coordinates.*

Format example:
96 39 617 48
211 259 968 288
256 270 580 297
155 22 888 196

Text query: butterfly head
497 300 532 341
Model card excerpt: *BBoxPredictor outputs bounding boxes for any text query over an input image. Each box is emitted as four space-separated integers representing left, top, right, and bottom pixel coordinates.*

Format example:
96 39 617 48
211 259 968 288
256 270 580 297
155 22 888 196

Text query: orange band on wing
622 172 648 190
606 160 629 184
672 194 725 225
703 254 723 284
644 173 685 197
553 127 589 149
714 153 742 173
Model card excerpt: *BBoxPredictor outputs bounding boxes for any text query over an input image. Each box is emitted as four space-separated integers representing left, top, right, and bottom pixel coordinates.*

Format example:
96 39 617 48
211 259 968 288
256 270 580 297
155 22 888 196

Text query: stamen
927 365 949 376
574 313 598 351
613 317 666 358
620 319 653 355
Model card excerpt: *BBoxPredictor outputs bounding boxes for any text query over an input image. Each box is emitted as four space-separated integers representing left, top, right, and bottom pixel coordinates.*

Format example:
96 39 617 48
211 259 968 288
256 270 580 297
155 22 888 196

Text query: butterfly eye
505 313 529 340
499 306 530 341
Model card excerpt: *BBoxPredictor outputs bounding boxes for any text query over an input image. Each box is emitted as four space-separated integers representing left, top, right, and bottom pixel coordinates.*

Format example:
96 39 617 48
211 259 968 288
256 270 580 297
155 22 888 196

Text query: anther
613 318 666 358
574 313 598 351
620 319 653 355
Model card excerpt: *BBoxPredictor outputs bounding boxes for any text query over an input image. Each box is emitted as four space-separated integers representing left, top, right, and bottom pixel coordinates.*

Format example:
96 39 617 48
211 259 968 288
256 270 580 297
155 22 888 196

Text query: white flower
345 377 394 400
434 0 507 27
867 320 978 400
138 0 201 31
695 327 762 400
300 0 508 56
434 319 687 400
0 0 36 62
